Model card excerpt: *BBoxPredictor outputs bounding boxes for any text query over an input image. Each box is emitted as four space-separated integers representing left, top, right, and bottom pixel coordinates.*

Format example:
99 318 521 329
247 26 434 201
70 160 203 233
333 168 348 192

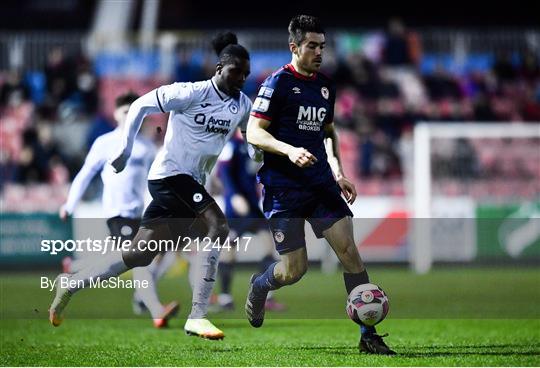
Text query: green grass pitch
1 267 539 366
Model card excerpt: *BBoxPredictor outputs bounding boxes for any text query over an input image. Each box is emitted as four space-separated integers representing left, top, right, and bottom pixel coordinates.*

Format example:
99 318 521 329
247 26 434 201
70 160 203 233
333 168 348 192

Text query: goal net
409 122 540 273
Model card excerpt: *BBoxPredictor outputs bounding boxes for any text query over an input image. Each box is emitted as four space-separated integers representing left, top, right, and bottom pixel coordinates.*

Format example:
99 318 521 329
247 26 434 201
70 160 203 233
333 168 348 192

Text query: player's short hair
212 31 250 65
288 15 325 45
115 92 139 108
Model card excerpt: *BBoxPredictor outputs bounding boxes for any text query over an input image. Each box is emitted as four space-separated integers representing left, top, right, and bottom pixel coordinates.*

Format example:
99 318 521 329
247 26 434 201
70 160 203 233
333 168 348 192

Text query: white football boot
184 318 224 340
48 273 72 327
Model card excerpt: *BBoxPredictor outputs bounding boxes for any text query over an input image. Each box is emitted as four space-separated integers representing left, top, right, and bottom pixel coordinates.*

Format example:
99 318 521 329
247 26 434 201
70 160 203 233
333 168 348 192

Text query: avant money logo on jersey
296 106 327 131
193 113 232 135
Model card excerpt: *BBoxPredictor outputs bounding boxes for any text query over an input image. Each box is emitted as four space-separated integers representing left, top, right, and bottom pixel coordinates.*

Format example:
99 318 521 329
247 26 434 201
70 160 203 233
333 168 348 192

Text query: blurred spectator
36 121 68 175
518 49 540 82
461 71 490 98
52 101 91 177
14 128 49 183
473 92 497 121
0 149 16 189
381 18 419 66
493 51 517 82
73 55 99 114
423 66 462 100
521 85 540 121
375 98 406 141
328 56 353 88
0 70 31 107
358 130 402 178
334 87 361 129
347 53 380 99
9 105 70 185
175 49 208 82
44 46 76 106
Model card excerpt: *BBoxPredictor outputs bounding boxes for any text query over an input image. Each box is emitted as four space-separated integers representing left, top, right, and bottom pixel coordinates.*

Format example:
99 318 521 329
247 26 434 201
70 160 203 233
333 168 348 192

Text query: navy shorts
262 182 353 255
226 208 267 236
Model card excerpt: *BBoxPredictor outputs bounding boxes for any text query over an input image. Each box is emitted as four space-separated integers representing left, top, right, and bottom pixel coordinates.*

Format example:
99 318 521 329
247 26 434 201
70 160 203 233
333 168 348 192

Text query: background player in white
59 92 179 328
49 32 253 340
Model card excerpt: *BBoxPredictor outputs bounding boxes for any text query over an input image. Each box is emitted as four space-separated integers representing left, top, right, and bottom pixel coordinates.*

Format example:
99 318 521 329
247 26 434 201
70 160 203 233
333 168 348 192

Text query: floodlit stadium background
0 2 539 365
0 0 540 366
2 0 538 269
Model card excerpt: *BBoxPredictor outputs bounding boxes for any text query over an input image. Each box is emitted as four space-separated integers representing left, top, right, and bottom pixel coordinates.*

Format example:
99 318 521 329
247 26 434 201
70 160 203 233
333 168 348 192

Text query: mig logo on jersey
296 106 327 131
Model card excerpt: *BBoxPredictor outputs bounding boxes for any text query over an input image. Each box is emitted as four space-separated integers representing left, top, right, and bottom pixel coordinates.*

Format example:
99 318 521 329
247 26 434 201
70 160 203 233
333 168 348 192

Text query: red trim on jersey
285 63 317 80
250 112 272 122
272 66 286 77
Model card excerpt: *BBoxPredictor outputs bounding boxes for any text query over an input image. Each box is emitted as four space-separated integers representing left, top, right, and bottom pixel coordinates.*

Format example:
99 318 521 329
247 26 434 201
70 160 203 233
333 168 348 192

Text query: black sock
343 270 370 294
253 262 282 295
259 255 276 274
219 262 234 295
344 271 377 336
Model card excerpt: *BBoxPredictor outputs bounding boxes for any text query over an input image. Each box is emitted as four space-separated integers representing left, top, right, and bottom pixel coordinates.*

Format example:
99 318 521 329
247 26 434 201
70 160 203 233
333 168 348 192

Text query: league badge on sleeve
254 97 270 112
258 86 274 98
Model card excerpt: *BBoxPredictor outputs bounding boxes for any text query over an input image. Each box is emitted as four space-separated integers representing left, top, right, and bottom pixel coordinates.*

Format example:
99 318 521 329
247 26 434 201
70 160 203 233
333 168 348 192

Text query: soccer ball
346 283 389 326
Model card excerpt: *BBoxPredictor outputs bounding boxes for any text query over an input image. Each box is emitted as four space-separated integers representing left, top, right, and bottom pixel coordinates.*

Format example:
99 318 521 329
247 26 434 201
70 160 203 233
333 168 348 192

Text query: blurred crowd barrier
1 27 539 212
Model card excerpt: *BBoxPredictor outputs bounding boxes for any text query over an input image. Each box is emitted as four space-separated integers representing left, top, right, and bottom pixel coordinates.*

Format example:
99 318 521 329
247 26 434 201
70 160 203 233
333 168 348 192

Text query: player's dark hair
212 31 250 65
288 15 325 45
115 91 139 108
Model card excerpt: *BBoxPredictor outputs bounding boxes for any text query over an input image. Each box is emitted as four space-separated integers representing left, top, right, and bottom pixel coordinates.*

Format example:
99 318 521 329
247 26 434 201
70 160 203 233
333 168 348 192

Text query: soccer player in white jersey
59 92 179 329
49 32 253 340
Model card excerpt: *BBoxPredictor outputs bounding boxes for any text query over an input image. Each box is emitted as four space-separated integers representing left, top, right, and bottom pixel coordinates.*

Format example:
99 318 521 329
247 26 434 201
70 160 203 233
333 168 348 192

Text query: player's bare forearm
247 116 317 168
246 116 293 156
324 123 356 203
324 122 344 179
241 129 264 162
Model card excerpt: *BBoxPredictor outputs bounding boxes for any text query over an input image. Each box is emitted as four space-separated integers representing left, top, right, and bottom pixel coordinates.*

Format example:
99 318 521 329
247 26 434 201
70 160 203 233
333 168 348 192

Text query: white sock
69 258 90 273
68 250 128 293
132 264 163 319
188 247 220 319
218 293 233 306
68 252 102 273
153 251 177 280
188 254 197 291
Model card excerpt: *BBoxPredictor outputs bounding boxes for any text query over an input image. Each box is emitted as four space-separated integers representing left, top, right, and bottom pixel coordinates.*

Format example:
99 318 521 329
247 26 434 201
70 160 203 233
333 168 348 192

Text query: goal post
411 122 540 274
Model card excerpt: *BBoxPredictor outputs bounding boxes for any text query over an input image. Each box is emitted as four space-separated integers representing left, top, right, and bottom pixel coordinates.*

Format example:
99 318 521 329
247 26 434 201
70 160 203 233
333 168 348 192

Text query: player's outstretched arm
109 91 162 173
247 116 317 168
324 122 356 204
61 139 106 220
